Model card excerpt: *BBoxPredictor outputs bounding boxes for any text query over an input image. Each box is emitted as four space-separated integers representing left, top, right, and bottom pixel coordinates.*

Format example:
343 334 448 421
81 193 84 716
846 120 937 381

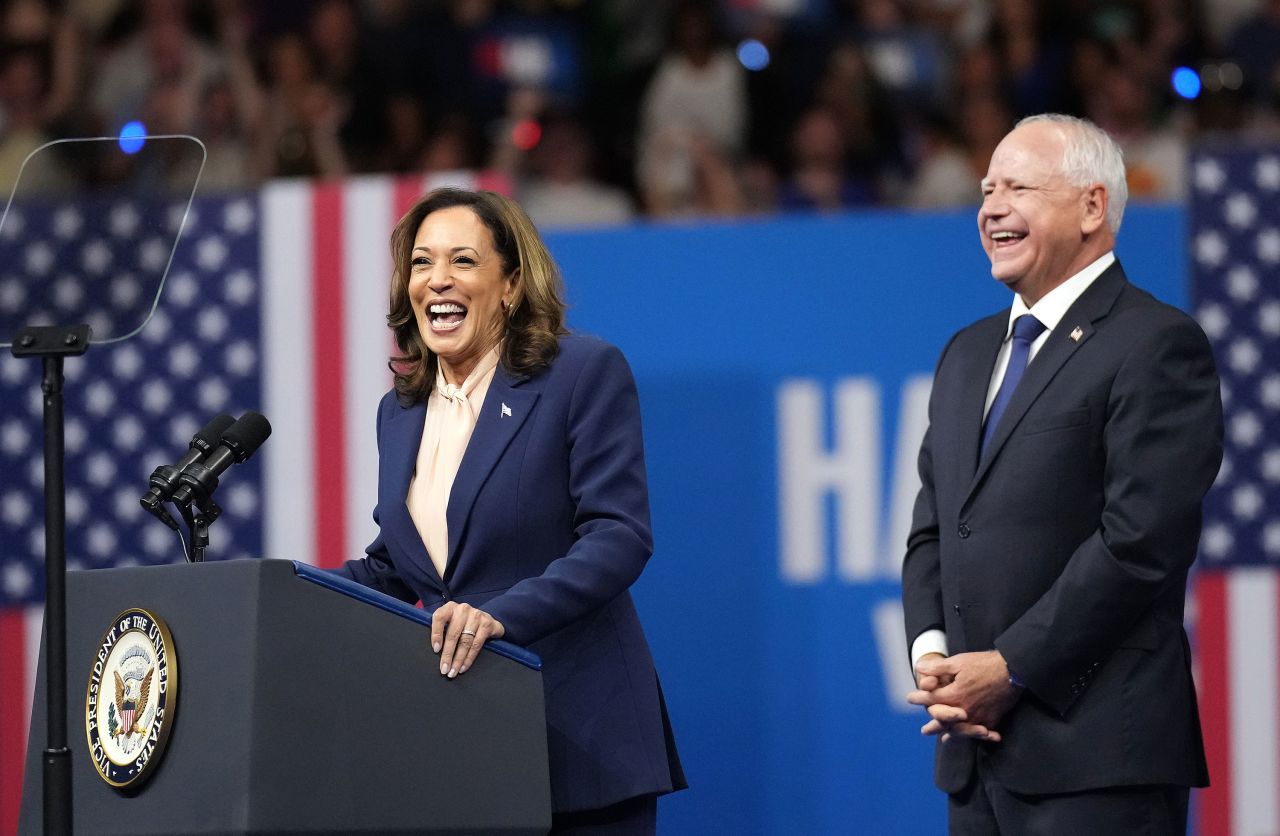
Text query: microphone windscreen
194 414 236 454
222 411 272 462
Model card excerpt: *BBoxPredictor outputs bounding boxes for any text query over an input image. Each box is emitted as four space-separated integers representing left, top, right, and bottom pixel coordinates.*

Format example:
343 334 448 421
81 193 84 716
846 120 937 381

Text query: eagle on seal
113 668 154 738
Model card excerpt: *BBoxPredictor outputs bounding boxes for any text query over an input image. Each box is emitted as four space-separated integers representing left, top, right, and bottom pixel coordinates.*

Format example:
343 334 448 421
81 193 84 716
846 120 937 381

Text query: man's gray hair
1017 113 1128 233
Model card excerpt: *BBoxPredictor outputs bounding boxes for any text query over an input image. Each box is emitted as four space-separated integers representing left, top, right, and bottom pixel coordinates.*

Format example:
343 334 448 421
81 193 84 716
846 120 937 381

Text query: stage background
2 187 1271 835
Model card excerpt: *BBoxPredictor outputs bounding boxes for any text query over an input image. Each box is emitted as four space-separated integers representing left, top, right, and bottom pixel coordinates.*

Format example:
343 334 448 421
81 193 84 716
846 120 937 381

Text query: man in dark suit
901 114 1223 834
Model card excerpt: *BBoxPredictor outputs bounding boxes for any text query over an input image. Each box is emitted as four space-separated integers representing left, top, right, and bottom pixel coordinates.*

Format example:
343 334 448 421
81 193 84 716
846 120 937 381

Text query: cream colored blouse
405 347 501 578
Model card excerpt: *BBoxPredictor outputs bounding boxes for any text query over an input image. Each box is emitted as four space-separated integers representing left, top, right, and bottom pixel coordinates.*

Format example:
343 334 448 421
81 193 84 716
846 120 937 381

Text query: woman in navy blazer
337 188 685 833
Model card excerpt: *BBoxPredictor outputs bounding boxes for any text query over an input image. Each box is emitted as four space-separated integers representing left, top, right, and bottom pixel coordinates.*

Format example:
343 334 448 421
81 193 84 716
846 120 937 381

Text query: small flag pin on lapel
501 403 512 418
1069 326 1084 342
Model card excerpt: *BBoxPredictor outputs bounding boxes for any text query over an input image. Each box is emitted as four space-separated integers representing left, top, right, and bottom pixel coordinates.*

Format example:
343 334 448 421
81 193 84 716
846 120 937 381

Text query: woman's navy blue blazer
338 333 685 812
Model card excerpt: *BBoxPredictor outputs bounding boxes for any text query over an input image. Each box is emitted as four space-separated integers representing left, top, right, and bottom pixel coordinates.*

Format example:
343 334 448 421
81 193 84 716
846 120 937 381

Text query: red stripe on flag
0 610 29 834
392 178 424 359
394 178 423 219
1195 572 1231 836
312 184 346 569
474 170 513 195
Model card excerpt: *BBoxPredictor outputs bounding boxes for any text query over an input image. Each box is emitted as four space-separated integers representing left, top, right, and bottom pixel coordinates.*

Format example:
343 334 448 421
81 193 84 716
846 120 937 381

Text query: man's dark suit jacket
902 261 1223 795
338 333 685 813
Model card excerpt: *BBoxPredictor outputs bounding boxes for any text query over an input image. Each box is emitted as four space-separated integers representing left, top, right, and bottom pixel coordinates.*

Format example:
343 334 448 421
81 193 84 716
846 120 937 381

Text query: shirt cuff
911 629 949 672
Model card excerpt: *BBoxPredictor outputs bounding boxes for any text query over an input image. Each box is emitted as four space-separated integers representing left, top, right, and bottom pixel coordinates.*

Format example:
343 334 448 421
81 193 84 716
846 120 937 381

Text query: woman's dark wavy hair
388 188 568 404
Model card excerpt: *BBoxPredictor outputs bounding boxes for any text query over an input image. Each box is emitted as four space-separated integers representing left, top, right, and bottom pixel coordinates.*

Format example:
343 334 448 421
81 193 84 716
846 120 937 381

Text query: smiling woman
387 189 567 401
409 206 514 385
335 188 687 833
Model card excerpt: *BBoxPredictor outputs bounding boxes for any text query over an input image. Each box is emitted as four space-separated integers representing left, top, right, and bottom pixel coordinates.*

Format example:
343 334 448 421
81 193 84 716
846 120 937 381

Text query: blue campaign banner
544 205 1187 835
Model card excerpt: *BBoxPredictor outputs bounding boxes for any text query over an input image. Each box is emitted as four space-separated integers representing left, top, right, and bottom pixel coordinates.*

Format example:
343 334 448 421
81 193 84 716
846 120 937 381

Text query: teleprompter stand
1 135 207 834
10 323 91 836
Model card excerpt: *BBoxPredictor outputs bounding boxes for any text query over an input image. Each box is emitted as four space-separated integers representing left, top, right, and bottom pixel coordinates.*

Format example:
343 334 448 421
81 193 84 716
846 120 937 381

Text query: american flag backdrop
2 155 1279 835
0 170 509 833
1189 146 1280 836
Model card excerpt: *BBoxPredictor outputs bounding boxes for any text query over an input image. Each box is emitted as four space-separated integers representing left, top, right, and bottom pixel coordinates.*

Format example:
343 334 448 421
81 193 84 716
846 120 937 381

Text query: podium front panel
20 559 550 834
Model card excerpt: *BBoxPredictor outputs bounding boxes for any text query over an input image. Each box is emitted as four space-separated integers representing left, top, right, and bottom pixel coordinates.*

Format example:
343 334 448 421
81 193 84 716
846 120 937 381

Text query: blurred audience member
191 77 256 191
636 0 747 217
254 33 348 179
851 0 948 114
739 156 781 215
579 0 678 191
3 0 78 129
1227 0 1280 107
912 0 990 50
0 47 53 192
417 113 483 175
1206 0 1263 48
1135 0 1207 77
188 1 263 192
1060 36 1113 116
520 112 635 229
987 0 1067 117
953 40 1006 102
906 92 1012 209
372 93 430 175
305 0 383 170
777 105 873 211
813 40 905 202
487 85 547 180
89 0 221 134
638 128 746 219
1086 66 1187 201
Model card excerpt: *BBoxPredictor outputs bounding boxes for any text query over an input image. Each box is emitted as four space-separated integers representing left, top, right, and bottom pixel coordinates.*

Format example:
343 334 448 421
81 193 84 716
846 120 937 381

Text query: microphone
141 414 236 524
170 411 272 511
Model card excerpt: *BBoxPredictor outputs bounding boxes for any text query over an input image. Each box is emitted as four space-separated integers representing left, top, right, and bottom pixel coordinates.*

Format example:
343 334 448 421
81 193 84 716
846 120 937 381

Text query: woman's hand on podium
431 601 505 678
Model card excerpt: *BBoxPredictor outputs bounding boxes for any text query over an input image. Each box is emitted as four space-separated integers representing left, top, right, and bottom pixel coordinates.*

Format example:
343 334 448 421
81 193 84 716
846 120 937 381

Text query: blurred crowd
2 0 1279 228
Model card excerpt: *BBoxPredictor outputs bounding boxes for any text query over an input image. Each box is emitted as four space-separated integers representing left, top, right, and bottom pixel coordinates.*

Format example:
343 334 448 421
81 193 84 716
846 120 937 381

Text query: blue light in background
119 121 147 154
1172 67 1201 100
736 39 770 72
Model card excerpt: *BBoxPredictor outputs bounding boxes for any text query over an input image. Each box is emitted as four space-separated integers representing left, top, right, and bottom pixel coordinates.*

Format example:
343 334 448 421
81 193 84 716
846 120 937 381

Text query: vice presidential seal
84 608 178 789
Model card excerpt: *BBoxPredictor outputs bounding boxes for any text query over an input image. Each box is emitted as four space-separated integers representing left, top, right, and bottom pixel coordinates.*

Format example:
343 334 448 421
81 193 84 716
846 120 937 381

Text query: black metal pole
14 324 89 835
41 354 72 836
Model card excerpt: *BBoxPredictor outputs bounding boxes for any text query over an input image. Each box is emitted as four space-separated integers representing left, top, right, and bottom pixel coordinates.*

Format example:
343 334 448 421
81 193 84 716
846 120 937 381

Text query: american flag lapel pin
1069 326 1084 342
501 403 512 418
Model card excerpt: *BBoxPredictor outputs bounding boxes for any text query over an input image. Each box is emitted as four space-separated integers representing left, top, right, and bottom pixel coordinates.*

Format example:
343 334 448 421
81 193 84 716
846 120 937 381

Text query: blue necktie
981 314 1047 454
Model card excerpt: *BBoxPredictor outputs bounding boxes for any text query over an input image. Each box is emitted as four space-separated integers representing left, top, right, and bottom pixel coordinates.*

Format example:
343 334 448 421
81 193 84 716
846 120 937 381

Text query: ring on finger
461 629 477 637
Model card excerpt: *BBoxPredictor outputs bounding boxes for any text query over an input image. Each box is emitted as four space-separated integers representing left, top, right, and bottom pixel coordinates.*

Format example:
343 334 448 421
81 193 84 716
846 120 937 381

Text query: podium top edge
290 561 542 671
67 560 543 671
